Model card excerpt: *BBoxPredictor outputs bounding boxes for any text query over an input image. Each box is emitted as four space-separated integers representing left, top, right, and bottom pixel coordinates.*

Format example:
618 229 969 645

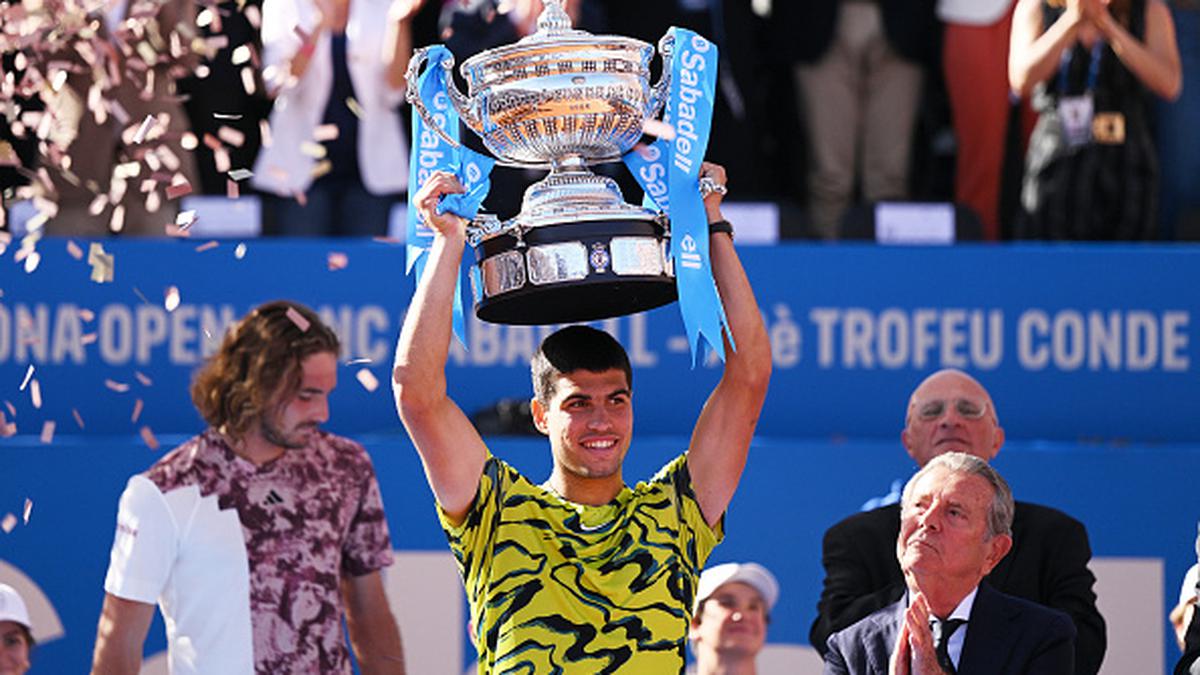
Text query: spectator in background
777 0 940 239
251 0 413 236
810 369 1105 674
690 562 780 675
0 584 33 674
940 0 1037 240
1009 0 1182 240
1156 0 1200 239
823 453 1077 675
12 0 202 236
1172 563 1199 651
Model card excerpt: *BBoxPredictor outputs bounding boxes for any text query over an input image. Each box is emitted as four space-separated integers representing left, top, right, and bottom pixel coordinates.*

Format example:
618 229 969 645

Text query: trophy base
470 216 676 325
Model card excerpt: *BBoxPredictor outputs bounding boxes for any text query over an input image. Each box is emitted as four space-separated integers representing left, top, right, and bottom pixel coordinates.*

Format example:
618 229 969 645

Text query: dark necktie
932 618 967 674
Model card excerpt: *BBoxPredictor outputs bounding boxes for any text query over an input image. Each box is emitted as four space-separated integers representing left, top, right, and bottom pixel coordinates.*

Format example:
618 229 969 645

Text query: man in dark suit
811 369 1105 674
824 452 1076 675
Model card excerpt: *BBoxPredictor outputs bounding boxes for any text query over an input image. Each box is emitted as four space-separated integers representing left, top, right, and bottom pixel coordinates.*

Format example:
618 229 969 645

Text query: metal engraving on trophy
407 0 679 325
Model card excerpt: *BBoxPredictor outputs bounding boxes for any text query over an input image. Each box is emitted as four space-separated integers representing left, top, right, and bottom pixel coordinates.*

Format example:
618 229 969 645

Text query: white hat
694 562 780 613
0 584 31 629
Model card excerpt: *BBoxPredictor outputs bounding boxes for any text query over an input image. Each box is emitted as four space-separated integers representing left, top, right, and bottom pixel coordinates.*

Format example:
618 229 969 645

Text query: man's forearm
393 230 466 409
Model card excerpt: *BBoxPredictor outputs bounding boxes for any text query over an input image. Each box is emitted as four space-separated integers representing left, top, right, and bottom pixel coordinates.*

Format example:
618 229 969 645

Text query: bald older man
809 369 1105 675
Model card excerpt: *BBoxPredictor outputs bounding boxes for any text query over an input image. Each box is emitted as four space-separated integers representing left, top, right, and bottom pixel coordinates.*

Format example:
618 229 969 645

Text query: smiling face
897 466 1012 594
901 371 1003 467
0 622 30 675
532 368 632 500
689 581 768 661
259 351 337 450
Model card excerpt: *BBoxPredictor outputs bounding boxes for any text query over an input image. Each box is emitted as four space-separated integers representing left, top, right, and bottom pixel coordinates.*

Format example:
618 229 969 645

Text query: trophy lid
459 0 651 74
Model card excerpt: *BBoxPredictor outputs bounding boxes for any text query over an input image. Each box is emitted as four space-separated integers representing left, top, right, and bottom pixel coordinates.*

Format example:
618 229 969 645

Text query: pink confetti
135 372 153 387
1 514 15 534
166 179 193 200
217 126 245 147
260 120 273 148
355 369 379 393
72 408 85 429
285 306 311 332
105 379 130 393
4 401 14 417
79 308 95 322
226 179 240 199
131 398 144 423
39 420 55 444
195 241 220 253
66 240 84 260
327 252 348 271
81 333 98 345
241 67 257 95
140 426 160 451
22 499 32 525
30 379 41 409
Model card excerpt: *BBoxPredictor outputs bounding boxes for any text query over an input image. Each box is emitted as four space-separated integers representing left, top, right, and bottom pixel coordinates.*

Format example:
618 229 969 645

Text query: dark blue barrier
0 435 1194 672
2 240 1198 442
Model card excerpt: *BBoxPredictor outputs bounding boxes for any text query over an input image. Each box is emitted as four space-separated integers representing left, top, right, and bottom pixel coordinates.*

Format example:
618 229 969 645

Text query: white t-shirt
105 477 254 674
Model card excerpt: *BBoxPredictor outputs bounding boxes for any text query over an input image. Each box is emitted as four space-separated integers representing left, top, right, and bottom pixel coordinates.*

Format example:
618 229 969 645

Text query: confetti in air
356 369 380 393
327 252 348 271
29 379 41 409
22 499 32 525
40 420 55 444
234 243 247 259
165 286 181 312
140 426 160 451
135 372 153 387
285 306 311 332
19 365 33 391
88 243 115 283
72 408 85 429
195 241 220 253
105 379 131 393
131 398 144 423
1 514 15 534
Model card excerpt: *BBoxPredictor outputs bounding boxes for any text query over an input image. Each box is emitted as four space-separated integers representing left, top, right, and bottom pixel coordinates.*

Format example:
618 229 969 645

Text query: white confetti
22 499 32 525
235 243 247 259
1 514 16 534
356 369 379 392
165 286 181 312
19 365 33 391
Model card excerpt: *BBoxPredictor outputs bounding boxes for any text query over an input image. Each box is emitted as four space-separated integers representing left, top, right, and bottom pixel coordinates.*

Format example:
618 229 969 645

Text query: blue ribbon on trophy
407 45 496 345
624 27 730 365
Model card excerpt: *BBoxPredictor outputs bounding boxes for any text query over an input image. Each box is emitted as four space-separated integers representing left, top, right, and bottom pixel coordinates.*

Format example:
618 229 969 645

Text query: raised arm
392 171 489 525
685 163 773 527
1094 0 1181 100
1009 0 1089 97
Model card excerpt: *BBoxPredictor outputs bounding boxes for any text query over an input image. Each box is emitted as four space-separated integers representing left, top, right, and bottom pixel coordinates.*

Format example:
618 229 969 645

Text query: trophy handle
405 46 483 146
647 32 675 120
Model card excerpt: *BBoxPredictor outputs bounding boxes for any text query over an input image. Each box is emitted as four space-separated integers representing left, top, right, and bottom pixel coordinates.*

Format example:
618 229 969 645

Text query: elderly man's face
897 466 1011 589
901 371 1003 467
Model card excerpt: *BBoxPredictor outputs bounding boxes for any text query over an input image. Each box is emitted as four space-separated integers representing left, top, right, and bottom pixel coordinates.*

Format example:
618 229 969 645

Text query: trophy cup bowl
407 0 678 325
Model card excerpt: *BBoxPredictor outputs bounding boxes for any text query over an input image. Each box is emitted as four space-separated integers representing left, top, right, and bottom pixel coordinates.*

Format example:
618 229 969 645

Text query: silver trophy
406 0 676 325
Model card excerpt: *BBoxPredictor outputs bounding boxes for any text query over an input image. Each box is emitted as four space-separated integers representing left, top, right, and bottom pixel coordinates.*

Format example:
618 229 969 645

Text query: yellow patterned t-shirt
438 452 723 674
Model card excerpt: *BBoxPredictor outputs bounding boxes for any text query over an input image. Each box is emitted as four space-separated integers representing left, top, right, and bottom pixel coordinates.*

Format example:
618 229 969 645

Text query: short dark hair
191 301 339 439
530 326 632 403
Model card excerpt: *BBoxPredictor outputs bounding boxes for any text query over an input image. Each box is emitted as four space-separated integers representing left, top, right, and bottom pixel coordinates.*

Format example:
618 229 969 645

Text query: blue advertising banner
0 240 1196 442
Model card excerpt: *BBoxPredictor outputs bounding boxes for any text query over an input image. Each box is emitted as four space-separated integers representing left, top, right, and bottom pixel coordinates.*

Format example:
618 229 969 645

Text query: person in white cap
690 562 780 675
0 583 33 675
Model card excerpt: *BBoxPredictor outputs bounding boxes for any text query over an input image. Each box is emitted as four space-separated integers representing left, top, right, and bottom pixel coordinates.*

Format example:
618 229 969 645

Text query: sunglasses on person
915 398 989 421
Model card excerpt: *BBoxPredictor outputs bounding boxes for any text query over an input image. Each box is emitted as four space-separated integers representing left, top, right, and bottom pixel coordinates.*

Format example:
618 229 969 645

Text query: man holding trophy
393 3 771 670
393 161 770 673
